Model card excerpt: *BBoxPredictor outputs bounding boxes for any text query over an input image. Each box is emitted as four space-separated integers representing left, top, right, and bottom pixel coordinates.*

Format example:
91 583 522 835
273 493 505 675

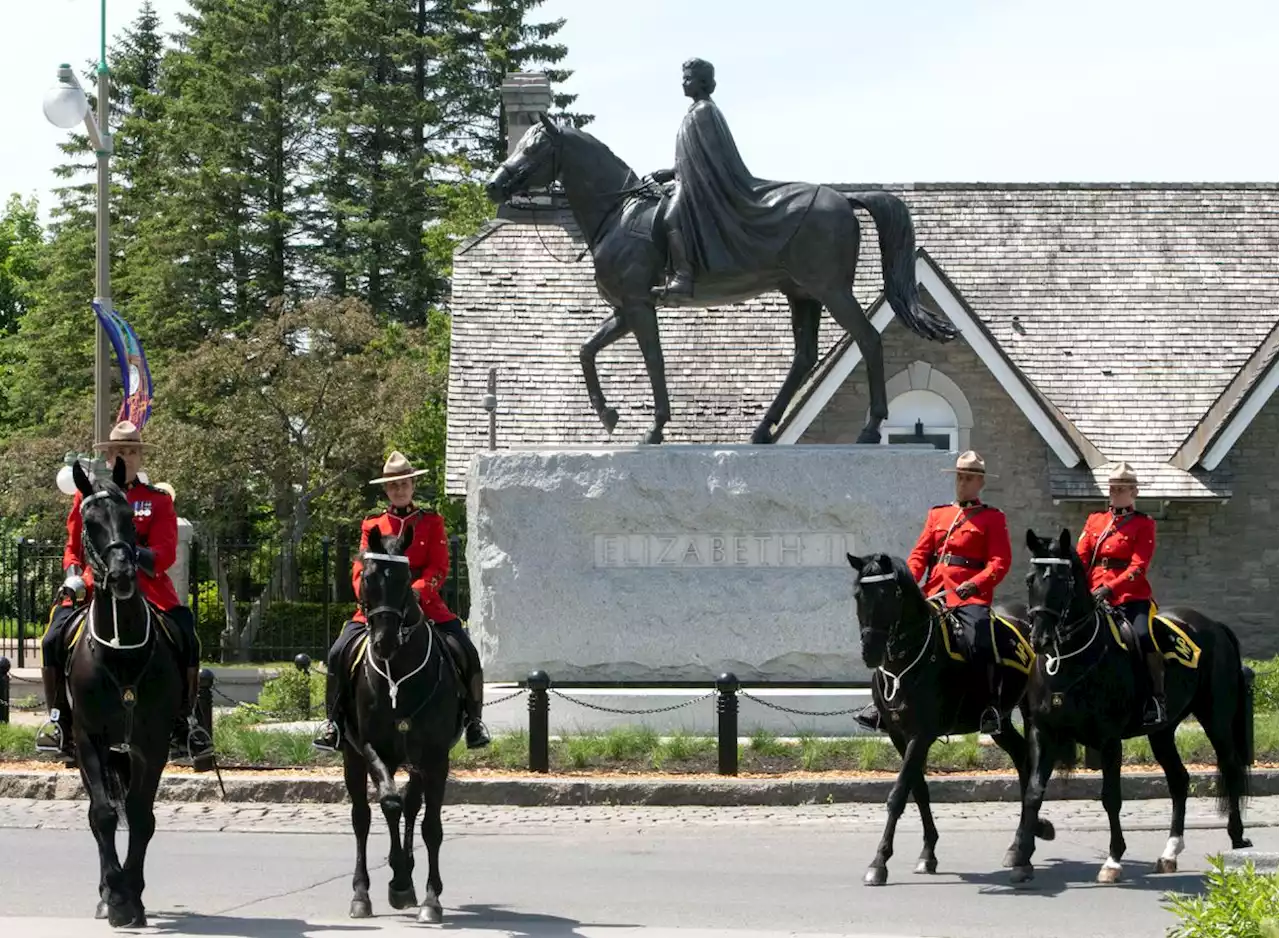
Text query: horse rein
1029 556 1101 676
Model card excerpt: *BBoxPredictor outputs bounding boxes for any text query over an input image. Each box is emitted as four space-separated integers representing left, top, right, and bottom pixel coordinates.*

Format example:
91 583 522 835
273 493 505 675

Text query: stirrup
34 715 65 754
465 718 491 750
979 706 1002 734
853 704 882 732
312 720 341 752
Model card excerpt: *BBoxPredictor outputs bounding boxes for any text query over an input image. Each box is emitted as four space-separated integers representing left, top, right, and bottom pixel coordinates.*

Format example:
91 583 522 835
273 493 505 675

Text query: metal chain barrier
485 687 527 706
549 688 714 715
739 691 866 717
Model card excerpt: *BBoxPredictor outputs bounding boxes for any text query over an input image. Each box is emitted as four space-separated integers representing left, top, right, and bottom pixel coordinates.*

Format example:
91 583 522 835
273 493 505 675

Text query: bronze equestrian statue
486 59 957 444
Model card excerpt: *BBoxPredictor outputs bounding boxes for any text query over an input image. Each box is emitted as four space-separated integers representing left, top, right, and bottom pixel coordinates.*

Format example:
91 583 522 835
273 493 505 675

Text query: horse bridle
360 552 421 647
856 571 938 701
1028 556 1101 675
79 488 138 577
502 127 663 265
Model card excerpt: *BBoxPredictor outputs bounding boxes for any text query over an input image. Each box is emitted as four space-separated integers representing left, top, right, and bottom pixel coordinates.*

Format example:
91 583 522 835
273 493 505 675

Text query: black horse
66 458 185 928
337 522 464 924
1010 529 1253 884
484 115 957 446
846 552 1055 886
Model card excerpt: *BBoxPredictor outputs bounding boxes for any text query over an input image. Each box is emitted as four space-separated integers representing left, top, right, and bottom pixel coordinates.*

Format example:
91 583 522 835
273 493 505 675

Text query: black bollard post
294 654 313 720
197 669 215 741
0 657 10 726
527 670 550 774
716 672 739 777
1243 666 1256 767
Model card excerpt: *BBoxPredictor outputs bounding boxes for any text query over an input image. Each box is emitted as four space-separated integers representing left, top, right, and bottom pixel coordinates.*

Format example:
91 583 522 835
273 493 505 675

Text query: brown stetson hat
92 420 155 450
940 450 997 479
369 450 430 485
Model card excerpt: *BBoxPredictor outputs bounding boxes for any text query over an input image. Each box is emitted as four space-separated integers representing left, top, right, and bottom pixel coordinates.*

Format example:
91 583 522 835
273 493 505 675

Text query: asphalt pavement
1 797 1276 938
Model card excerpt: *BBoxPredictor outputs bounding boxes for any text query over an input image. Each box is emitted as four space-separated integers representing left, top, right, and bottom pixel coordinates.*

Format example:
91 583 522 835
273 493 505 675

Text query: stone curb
1 768 1275 807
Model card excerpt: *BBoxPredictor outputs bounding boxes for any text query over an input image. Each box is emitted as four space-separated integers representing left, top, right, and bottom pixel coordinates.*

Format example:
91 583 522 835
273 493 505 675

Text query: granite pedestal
465 445 955 687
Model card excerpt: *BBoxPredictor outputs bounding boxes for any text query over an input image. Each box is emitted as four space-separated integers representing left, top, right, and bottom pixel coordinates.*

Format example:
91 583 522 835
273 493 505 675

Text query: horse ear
72 460 93 498
112 456 127 489
846 553 864 572
538 112 559 137
1025 528 1041 554
1058 528 1073 556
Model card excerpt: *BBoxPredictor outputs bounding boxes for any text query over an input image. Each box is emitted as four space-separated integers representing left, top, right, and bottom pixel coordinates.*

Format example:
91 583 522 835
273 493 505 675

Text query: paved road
1 798 1275 938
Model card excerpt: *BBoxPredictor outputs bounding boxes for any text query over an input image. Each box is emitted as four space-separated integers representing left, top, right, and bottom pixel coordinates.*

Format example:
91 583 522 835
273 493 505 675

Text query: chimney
501 72 553 160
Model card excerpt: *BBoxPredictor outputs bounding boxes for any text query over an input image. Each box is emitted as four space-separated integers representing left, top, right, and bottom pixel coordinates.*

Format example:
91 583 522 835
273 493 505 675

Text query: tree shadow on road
442 903 638 936
953 858 1206 898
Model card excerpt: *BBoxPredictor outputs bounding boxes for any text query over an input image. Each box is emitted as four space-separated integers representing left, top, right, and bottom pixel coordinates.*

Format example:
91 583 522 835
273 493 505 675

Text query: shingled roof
446 182 1278 497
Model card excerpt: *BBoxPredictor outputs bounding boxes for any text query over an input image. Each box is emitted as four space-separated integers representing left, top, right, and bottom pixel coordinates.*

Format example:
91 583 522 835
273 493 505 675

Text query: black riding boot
313 664 344 752
34 665 74 760
464 674 491 750
653 228 694 300
1143 652 1168 726
979 663 1002 735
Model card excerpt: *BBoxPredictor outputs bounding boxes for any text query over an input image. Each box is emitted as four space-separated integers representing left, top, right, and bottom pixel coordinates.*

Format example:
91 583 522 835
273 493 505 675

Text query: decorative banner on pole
92 300 153 429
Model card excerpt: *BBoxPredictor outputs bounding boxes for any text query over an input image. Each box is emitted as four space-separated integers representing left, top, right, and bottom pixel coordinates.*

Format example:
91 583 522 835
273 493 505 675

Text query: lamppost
42 0 112 474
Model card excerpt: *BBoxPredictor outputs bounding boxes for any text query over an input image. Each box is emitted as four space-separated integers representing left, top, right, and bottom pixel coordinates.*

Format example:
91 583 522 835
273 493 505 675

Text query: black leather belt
932 552 985 570
1092 558 1128 570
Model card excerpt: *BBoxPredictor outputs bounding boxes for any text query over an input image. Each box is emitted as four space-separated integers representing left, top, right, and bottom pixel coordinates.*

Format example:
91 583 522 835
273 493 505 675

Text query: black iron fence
0 530 471 666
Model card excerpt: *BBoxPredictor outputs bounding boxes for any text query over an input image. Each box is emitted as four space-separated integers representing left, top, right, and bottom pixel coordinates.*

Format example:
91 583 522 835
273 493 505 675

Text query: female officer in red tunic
35 421 210 762
855 450 1012 735
314 452 490 752
1076 461 1164 725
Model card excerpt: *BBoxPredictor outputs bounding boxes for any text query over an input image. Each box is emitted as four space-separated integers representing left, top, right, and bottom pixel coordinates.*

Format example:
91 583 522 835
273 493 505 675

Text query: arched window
882 389 958 450
870 362 974 452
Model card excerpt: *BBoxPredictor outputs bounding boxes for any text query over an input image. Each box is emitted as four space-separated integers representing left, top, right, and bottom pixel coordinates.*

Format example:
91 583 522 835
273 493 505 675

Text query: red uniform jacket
1076 507 1155 604
351 506 455 625
907 501 1012 608
63 480 181 611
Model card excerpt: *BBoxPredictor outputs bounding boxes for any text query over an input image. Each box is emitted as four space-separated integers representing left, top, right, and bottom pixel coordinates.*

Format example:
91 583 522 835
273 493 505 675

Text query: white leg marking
1103 856 1123 871
1161 836 1185 861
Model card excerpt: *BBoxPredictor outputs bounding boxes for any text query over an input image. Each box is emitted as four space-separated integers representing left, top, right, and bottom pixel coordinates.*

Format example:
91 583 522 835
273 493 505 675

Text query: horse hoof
1235 837 1254 850
1010 865 1035 884
855 427 881 445
1036 819 1056 841
602 408 619 434
863 866 888 886
914 858 938 875
418 904 444 925
1097 862 1123 884
107 904 141 929
95 901 109 920
349 899 373 919
1154 857 1178 874
389 885 418 910
1002 849 1018 869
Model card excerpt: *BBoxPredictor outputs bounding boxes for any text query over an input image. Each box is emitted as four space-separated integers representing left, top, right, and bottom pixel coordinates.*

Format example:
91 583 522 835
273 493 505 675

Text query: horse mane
558 124 642 188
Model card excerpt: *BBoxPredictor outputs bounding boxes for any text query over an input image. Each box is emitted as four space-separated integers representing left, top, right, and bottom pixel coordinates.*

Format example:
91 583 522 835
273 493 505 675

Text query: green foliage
256 666 326 721
1248 657 1278 713
0 194 44 336
1164 855 1279 938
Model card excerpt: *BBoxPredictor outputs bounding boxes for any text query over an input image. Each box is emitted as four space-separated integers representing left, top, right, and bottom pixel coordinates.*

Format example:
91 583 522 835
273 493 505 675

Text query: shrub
1163 856 1279 938
255 666 326 721
1247 657 1278 714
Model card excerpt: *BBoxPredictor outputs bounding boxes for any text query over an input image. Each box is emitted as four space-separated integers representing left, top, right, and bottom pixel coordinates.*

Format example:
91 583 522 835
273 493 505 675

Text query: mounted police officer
35 421 211 763
313 452 491 753
1076 461 1165 725
855 450 1012 735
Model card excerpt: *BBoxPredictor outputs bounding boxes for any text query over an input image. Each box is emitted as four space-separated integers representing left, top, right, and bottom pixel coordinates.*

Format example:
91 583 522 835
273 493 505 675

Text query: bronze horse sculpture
484 115 956 445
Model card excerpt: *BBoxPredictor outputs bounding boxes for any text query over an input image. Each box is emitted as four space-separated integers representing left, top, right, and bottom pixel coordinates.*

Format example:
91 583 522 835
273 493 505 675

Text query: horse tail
844 191 958 343
1222 624 1252 809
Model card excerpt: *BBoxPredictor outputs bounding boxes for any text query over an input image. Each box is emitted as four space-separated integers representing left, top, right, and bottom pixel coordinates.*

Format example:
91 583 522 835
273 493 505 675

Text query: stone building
447 83 1278 657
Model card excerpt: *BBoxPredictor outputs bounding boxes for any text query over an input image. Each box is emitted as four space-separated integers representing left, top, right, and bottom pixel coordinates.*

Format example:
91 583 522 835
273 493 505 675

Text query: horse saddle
1107 607 1200 671
938 609 1034 675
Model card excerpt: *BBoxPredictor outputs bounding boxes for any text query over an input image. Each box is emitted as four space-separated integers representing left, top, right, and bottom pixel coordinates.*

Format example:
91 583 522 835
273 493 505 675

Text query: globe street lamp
42 0 113 474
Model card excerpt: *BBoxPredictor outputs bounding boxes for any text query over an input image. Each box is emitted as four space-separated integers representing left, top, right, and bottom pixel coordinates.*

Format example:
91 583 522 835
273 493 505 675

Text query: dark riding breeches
950 604 995 661
41 602 83 672
1117 599 1154 652
433 618 483 687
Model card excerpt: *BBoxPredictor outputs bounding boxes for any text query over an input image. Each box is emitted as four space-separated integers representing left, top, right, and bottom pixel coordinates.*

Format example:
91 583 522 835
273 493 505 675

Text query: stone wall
800 325 1278 657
